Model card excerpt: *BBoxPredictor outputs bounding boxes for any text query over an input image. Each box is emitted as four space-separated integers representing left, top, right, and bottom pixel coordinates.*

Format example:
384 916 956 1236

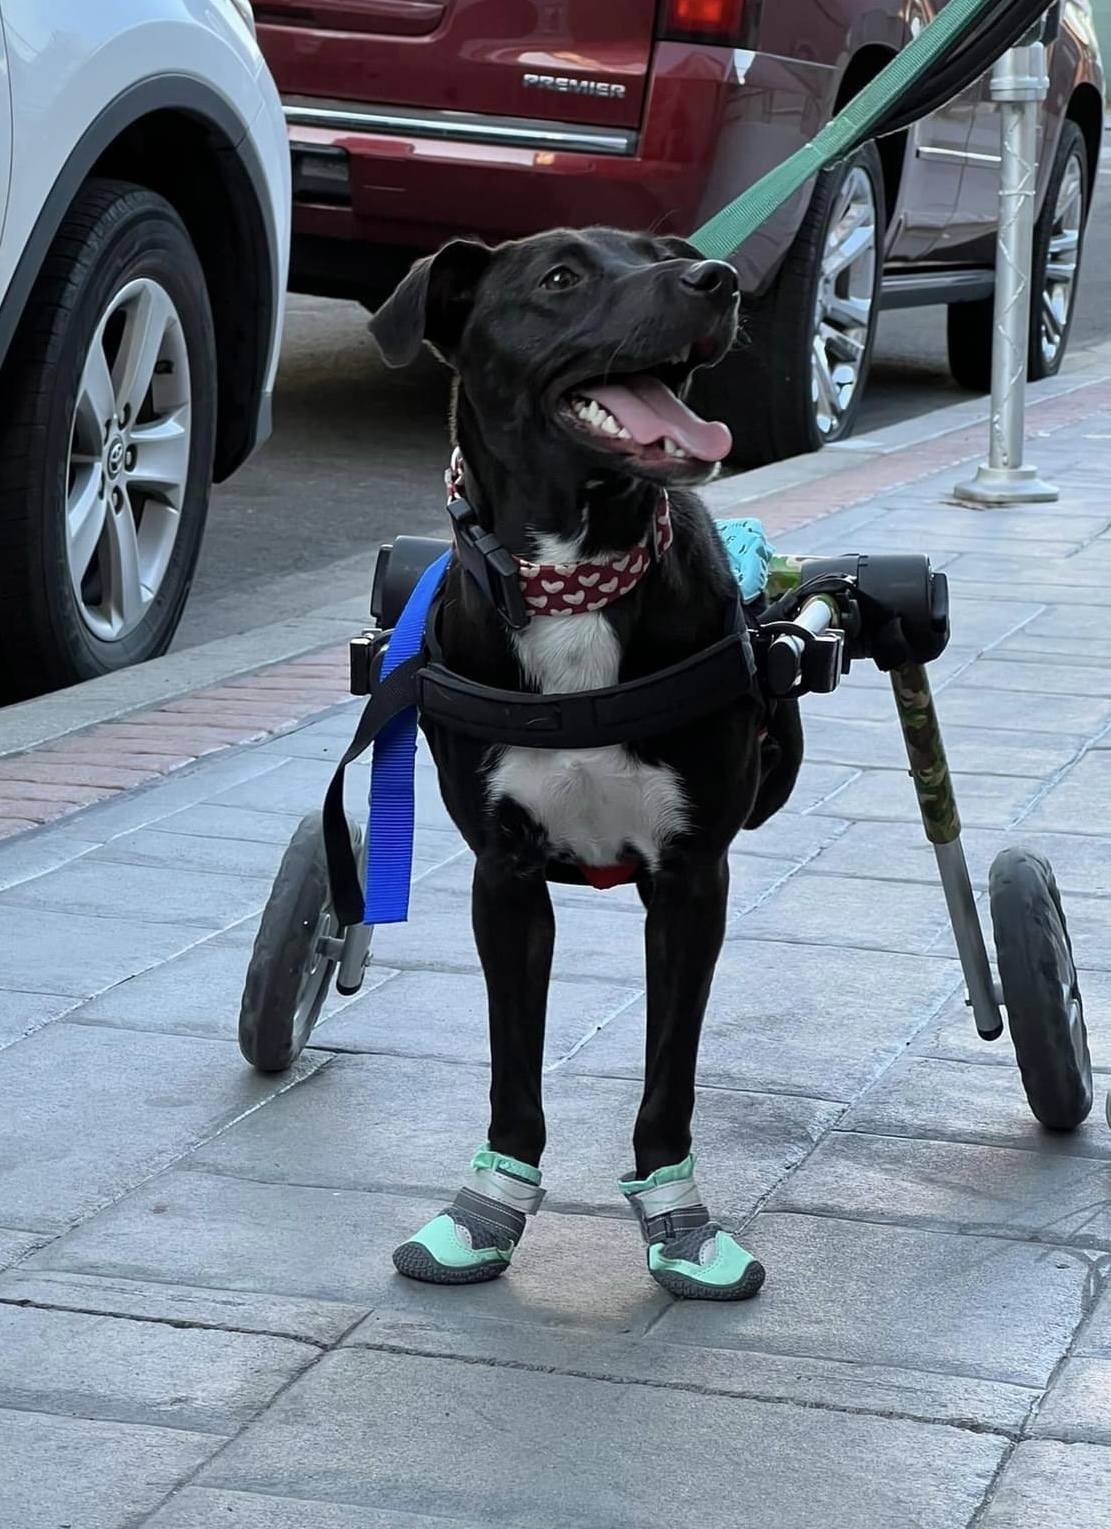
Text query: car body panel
258 0 656 129
0 17 11 242
266 0 1101 301
0 0 290 461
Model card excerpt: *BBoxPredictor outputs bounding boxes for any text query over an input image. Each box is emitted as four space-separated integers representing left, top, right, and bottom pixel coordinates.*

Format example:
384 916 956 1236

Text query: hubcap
811 166 878 441
1040 151 1084 371
65 277 192 643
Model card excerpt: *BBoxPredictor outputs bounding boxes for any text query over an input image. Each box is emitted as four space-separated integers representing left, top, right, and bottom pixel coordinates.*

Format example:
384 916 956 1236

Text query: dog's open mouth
560 351 732 466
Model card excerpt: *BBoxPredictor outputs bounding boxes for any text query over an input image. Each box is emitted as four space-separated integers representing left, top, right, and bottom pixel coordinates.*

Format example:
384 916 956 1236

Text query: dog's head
369 227 739 490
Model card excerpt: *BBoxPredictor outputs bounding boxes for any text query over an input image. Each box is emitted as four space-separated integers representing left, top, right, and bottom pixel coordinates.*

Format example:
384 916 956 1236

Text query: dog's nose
680 260 738 297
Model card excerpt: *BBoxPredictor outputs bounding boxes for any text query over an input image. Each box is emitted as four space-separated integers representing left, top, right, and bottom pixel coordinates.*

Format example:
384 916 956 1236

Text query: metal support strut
890 663 1004 1040
954 34 1059 506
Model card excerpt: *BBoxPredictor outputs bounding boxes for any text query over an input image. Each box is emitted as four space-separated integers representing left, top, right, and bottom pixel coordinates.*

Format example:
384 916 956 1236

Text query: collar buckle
446 492 530 631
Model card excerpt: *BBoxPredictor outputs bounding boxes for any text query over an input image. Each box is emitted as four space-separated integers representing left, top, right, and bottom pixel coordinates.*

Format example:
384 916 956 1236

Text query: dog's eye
540 266 581 291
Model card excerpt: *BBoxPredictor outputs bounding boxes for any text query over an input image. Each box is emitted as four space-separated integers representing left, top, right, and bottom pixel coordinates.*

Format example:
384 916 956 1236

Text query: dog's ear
368 240 493 367
657 235 704 263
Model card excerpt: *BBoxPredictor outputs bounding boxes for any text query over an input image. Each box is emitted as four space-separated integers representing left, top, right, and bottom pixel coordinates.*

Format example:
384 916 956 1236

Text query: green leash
691 0 1040 259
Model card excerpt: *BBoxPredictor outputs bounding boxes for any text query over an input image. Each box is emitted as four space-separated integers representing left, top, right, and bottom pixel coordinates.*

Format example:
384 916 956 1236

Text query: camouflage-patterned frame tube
891 662 1004 1042
890 662 960 845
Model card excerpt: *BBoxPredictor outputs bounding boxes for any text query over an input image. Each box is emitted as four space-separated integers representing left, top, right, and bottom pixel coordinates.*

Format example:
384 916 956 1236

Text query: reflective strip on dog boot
619 1154 765 1301
393 1146 545 1285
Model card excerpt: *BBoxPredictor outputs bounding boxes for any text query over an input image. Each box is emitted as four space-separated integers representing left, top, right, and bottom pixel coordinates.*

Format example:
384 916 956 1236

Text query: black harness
322 575 762 928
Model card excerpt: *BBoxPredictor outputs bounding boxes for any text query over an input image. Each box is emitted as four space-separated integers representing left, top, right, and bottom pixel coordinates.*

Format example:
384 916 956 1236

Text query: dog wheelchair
238 530 1094 1137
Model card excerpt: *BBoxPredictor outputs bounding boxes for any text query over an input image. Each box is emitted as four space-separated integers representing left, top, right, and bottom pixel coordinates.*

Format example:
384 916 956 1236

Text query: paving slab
0 902 217 998
769 1130 1111 1248
1031 1358 1111 1444
732 810 847 863
838 1055 1111 1159
0 1268 367 1344
210 756 457 833
68 927 394 1042
0 852 271 930
654 1212 1088 1389
913 969 1111 1072
189 1052 840 1223
0 1022 324 1231
0 824 100 888
731 868 959 957
0 1304 315 1433
146 1492 497 1529
0 1225 48 1270
565 938 960 1100
315 967 637 1068
192 1348 1005 1529
807 818 1111 902
958 657 1111 699
25 1169 674 1336
978 1440 1111 1528
89 825 289 880
1020 750 1111 833
0 987 78 1047
1078 1285 1111 1356
817 766 1039 829
800 714 1084 778
342 1307 1038 1434
0 1407 218 1529
928 683 1111 735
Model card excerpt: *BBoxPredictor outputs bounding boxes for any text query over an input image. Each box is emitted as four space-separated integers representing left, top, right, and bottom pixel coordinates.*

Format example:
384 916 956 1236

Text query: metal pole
954 37 1059 506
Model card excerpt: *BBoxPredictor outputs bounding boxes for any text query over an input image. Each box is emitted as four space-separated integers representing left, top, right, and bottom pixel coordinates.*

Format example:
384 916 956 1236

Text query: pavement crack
0 1294 328 1347
347 1338 1021 1440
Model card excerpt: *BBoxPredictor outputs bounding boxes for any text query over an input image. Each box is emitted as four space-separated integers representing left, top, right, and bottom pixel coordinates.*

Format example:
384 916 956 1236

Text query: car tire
692 142 885 469
946 120 1089 392
0 178 217 701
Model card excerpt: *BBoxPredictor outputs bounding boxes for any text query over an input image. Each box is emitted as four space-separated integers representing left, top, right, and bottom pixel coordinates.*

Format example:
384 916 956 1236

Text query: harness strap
417 627 757 750
323 548 452 928
322 650 426 928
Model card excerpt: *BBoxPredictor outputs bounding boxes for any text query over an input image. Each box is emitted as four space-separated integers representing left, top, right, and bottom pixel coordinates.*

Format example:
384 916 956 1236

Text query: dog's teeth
617 427 631 440
662 438 689 458
601 416 620 436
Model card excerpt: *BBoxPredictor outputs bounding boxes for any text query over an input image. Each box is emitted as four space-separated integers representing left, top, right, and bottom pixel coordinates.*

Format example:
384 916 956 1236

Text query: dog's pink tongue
582 376 732 461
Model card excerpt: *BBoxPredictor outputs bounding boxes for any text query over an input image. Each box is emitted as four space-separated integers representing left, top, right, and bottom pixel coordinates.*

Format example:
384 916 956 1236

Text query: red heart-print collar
446 451 672 619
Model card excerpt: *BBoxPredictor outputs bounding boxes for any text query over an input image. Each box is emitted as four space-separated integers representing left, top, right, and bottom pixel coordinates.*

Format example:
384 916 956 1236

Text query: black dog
370 228 801 1299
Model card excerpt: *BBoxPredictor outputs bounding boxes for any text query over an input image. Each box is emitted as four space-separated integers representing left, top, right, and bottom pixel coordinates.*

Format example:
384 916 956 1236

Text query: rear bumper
284 43 835 301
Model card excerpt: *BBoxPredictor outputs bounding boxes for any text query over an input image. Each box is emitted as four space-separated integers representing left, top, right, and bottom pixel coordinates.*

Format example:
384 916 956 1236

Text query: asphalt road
175 167 1111 652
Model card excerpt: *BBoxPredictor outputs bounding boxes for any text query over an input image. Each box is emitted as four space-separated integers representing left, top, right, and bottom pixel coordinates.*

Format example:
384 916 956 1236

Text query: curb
2 342 1110 842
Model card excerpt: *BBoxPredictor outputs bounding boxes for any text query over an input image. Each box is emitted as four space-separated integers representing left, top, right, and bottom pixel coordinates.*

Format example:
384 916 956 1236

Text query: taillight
657 0 746 45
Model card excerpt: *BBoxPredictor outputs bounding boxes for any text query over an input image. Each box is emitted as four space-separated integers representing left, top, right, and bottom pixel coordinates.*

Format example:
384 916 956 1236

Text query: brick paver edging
1 372 1109 843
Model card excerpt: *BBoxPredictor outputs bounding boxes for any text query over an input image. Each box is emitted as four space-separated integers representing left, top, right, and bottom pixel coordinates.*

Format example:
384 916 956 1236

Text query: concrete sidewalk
2 376 1111 1526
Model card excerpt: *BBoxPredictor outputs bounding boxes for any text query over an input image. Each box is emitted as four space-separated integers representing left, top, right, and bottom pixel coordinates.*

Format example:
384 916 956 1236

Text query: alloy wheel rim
811 167 878 440
65 277 192 642
1040 151 1084 371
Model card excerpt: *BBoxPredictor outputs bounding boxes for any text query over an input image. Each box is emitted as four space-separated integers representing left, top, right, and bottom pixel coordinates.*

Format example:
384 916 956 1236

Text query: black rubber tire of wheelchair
988 847 1092 1131
238 810 338 1073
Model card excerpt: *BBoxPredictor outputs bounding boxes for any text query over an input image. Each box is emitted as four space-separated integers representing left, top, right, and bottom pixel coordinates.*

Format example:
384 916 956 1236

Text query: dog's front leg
619 855 765 1302
392 855 551 1286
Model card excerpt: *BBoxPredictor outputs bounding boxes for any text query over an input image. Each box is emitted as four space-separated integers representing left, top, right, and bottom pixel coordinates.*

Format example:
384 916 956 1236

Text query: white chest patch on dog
486 539 687 868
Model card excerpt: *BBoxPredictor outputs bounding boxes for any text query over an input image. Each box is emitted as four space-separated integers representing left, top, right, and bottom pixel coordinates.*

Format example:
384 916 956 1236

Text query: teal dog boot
393 1146 544 1285
619 1154 764 1301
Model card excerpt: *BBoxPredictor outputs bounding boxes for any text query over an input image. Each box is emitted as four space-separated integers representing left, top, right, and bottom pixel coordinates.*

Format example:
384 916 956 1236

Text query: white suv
0 0 290 700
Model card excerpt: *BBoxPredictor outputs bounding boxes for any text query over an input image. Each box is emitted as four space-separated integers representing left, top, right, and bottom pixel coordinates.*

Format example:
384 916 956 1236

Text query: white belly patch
486 608 687 868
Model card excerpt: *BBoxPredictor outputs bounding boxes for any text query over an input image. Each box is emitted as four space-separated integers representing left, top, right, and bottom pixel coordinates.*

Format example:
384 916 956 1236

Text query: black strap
322 651 425 927
417 628 757 750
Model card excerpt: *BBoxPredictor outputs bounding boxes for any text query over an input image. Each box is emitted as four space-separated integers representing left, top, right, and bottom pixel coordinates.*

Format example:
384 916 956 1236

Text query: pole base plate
953 463 1059 507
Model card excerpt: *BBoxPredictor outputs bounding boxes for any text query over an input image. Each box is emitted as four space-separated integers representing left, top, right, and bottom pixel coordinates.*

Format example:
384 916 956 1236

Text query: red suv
257 1 1103 465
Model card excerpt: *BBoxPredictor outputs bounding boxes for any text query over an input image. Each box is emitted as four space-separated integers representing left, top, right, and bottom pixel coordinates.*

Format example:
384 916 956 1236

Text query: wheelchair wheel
988 847 1092 1130
238 810 361 1072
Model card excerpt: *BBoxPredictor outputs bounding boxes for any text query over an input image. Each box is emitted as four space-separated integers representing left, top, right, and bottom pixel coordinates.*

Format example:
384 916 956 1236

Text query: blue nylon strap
364 550 452 924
